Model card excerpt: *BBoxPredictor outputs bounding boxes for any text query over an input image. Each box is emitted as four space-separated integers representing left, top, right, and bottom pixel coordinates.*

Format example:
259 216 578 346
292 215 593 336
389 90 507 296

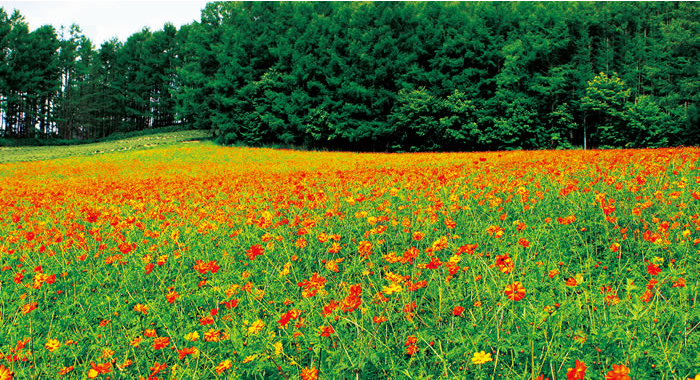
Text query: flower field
0 142 698 379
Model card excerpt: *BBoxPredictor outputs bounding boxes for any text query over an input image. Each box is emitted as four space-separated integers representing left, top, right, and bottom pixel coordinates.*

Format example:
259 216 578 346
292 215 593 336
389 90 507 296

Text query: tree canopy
1 2 698 151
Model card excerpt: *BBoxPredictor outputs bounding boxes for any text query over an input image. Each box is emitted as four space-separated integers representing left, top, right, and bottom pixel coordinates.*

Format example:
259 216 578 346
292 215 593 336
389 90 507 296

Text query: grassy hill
0 130 211 164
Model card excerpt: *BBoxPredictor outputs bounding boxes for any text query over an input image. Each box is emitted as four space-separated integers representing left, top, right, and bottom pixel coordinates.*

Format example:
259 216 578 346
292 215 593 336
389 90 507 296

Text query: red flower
567 360 586 380
646 263 661 276
425 256 442 269
452 306 465 317
319 325 335 337
405 344 418 355
118 243 133 255
277 309 300 328
224 299 239 309
247 244 265 260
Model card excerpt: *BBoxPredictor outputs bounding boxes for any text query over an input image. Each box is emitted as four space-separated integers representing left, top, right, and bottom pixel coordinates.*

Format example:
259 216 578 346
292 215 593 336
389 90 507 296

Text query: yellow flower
242 354 257 364
45 339 61 352
383 282 402 295
184 331 199 341
471 351 493 365
273 341 283 356
279 262 291 277
248 319 265 335
0 363 14 380
133 303 148 315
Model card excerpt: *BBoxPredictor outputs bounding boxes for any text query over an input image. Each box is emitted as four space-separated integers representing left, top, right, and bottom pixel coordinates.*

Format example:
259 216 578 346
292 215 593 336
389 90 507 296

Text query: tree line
1 2 698 151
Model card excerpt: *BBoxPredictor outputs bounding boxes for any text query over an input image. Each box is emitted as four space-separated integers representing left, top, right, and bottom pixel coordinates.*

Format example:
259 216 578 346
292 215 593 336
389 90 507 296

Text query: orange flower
178 347 198 360
129 336 144 347
452 306 465 316
21 302 38 315
117 360 133 370
0 364 14 380
496 253 514 273
328 242 342 254
566 277 578 287
504 281 526 301
199 315 215 325
45 339 61 352
301 366 319 380
567 360 586 380
58 365 74 375
406 344 418 355
166 289 180 303
605 364 631 380
319 325 335 337
215 359 232 374
373 315 387 323
358 241 373 256
152 336 170 350
148 362 167 378
672 277 686 288
133 303 148 315
204 329 221 342
87 362 112 379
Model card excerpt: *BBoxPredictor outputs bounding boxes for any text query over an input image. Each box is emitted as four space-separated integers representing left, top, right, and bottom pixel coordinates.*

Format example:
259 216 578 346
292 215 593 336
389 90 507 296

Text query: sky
1 1 210 46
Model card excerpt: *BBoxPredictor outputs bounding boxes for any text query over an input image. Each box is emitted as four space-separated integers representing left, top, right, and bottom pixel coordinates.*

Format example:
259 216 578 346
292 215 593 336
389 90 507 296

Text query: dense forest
1 2 698 151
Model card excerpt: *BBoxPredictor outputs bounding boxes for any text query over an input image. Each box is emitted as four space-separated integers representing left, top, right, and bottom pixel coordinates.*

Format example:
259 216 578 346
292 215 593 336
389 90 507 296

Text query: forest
0 2 698 151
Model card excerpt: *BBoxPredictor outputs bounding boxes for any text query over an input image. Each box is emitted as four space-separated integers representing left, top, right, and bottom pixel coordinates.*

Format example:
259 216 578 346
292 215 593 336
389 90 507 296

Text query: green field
0 130 210 164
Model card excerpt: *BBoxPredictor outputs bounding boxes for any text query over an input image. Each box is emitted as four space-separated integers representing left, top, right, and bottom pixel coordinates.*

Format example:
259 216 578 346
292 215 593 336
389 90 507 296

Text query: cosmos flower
215 360 232 374
567 360 586 380
248 319 265 335
0 364 14 380
504 281 526 301
152 337 170 350
605 364 631 380
45 339 60 352
301 366 319 380
471 351 493 365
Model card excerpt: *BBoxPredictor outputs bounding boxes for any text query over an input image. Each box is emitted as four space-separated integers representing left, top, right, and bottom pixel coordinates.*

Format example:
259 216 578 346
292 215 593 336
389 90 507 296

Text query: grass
0 130 211 164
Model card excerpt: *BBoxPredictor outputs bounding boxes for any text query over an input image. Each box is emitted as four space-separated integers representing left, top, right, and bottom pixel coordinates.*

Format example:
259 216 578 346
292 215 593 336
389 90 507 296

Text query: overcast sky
1 1 210 46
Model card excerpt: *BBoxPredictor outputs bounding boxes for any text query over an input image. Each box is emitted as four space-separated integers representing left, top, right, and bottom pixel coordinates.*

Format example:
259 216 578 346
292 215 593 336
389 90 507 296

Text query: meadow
0 140 698 379
0 130 210 164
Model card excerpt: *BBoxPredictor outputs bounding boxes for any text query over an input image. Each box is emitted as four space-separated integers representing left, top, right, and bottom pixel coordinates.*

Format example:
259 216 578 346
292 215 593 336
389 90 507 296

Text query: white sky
1 1 210 46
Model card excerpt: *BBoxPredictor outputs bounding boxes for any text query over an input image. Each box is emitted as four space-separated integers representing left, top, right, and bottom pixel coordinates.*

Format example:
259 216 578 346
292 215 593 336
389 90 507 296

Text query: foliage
1 2 699 150
0 143 698 379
